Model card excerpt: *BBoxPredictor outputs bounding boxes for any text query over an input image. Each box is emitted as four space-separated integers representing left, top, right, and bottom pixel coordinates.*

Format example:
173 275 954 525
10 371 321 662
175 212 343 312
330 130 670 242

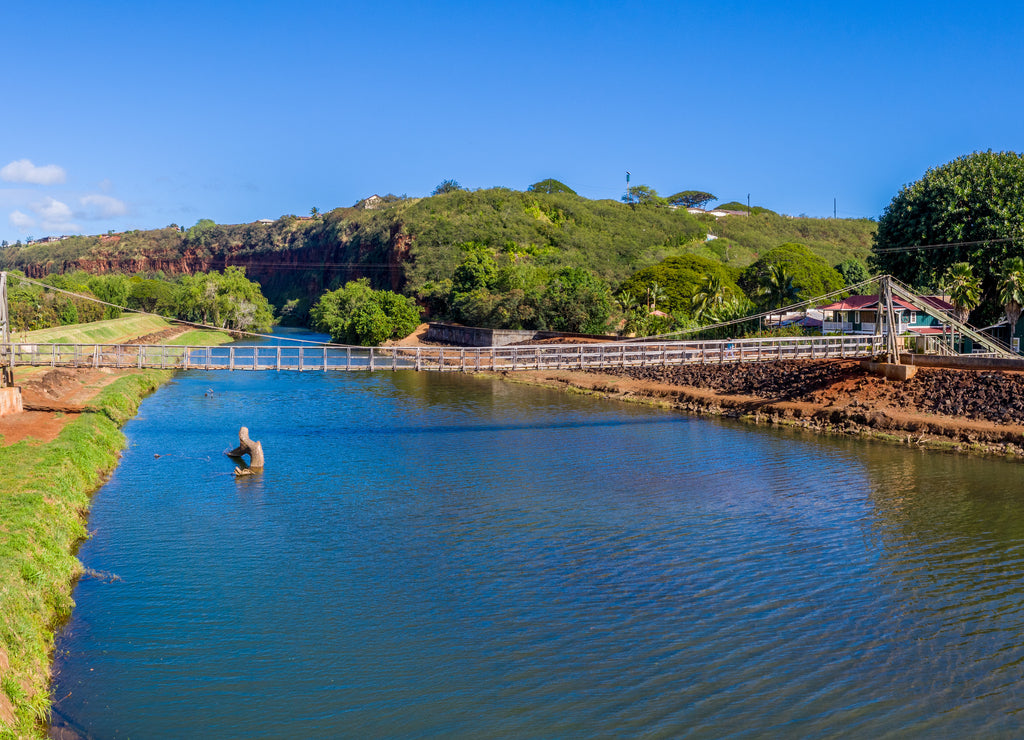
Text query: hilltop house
818 294 954 337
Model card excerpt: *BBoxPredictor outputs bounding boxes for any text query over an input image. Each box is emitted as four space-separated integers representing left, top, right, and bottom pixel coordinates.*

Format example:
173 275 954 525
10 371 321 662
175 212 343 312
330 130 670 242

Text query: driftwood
227 426 264 475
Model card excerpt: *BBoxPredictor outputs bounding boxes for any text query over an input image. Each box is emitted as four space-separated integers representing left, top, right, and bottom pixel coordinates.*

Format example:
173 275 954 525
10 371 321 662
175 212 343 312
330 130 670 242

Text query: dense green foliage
527 179 576 195
715 201 776 215
617 255 742 318
739 243 845 304
835 258 872 287
443 244 614 333
622 185 666 206
174 266 275 332
0 187 878 335
700 211 876 267
871 150 1024 320
667 190 716 208
432 179 465 195
309 278 420 345
5 267 273 333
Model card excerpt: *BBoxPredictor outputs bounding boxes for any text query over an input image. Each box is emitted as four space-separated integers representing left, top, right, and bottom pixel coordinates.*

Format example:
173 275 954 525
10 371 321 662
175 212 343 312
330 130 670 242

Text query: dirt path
0 325 192 447
0 368 128 446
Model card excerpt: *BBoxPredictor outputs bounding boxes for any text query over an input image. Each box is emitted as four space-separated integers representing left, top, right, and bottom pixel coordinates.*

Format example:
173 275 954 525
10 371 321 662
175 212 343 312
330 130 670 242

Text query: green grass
0 370 169 739
167 329 234 346
13 315 170 345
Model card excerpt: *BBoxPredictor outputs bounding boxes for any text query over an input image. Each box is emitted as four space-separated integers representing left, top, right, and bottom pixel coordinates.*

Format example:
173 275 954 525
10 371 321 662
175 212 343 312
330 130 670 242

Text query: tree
527 179 576 195
690 274 727 320
666 190 717 209
538 267 613 333
622 185 666 207
739 243 844 303
619 255 742 318
757 263 801 310
872 151 1024 299
432 179 465 196
451 245 497 295
997 256 1024 349
310 206 320 218
941 262 982 324
174 266 274 332
835 258 872 287
310 279 420 345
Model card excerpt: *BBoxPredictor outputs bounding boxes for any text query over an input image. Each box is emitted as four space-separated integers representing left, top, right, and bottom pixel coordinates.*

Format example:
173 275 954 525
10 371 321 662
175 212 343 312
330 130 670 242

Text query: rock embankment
592 360 1024 426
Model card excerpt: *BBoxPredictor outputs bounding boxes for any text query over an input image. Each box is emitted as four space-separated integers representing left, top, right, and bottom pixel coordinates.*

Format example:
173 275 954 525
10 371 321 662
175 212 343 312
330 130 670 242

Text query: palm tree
691 274 726 320
941 262 982 324
646 281 667 312
997 256 1024 351
616 290 638 313
758 263 800 310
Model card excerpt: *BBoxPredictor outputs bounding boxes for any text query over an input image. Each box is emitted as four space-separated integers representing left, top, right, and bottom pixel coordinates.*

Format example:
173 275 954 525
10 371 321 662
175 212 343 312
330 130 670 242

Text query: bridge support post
0 271 12 388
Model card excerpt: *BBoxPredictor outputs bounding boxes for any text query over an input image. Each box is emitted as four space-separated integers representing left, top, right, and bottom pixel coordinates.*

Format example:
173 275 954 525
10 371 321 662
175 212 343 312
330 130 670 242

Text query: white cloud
8 210 36 231
1 159 67 185
32 196 78 232
80 194 128 218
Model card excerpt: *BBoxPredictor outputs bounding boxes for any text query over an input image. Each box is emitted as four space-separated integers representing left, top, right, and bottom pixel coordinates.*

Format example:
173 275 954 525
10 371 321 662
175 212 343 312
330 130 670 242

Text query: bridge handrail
0 333 883 372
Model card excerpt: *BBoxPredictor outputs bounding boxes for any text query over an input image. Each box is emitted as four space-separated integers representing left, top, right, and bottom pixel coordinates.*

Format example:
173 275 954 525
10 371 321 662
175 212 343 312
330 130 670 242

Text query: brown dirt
0 325 190 447
507 359 1024 456
0 368 123 446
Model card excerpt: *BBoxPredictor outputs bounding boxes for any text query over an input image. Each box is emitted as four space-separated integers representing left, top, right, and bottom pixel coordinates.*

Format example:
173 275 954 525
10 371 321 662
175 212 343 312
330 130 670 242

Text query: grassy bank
12 315 170 345
0 371 170 738
0 322 233 738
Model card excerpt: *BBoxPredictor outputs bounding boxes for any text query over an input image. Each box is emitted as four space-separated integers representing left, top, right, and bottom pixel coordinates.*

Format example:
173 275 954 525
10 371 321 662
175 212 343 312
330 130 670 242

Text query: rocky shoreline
503 359 1024 458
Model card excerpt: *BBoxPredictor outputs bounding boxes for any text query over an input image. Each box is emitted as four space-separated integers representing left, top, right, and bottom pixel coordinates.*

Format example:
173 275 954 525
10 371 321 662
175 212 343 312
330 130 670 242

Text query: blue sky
3 0 1023 243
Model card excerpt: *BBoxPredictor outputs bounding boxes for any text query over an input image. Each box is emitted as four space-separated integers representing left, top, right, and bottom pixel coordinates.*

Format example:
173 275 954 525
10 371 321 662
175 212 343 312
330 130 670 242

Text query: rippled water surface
52 332 1024 738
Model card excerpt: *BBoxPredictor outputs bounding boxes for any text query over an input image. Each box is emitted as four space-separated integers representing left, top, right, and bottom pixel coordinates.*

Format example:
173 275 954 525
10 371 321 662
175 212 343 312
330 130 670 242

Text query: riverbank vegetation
4 267 274 335
0 370 169 739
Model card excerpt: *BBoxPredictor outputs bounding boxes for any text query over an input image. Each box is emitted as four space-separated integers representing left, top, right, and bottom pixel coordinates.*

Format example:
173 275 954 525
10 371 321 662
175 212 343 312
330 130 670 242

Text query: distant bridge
1 334 885 374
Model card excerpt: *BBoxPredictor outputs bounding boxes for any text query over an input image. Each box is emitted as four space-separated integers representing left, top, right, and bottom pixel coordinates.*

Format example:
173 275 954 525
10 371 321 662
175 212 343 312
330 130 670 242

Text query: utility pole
834 197 837 219
747 193 751 216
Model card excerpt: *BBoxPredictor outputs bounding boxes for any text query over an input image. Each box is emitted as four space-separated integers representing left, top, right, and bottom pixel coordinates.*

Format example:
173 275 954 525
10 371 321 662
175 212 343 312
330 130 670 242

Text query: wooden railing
1 334 884 373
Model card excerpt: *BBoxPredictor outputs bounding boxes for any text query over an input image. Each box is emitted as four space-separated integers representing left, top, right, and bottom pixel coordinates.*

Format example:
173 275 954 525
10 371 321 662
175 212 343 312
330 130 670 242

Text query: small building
255 218 274 225
981 317 1024 354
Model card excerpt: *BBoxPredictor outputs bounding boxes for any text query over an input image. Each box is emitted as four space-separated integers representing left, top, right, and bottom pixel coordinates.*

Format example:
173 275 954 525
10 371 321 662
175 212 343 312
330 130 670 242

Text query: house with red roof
817 294 955 336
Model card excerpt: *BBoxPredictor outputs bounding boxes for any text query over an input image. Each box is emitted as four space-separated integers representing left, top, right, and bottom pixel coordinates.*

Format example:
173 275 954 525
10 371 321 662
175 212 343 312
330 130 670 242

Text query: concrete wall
425 323 615 347
425 324 537 347
900 353 1024 372
0 387 23 416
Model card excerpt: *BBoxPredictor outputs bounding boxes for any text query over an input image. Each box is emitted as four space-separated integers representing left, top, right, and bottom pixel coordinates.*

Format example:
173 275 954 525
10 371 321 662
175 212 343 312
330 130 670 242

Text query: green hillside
0 188 876 321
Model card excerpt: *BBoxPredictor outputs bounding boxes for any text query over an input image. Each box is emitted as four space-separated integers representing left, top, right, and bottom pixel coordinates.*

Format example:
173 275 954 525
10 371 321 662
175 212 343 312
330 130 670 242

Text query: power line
874 236 1022 254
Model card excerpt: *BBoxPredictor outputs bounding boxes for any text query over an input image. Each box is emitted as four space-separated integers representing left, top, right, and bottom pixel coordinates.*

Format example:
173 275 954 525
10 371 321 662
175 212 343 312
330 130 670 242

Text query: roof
817 294 954 313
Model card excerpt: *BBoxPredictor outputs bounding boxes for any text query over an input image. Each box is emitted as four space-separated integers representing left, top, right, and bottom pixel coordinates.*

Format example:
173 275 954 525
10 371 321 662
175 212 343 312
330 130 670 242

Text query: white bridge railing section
1 334 883 373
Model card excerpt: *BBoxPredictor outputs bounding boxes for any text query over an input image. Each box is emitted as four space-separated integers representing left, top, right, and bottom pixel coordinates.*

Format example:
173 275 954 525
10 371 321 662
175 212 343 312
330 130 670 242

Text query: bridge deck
2 335 883 373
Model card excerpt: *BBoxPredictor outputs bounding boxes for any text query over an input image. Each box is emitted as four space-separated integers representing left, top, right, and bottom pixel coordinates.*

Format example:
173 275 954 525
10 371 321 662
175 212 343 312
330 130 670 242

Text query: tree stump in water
227 426 264 474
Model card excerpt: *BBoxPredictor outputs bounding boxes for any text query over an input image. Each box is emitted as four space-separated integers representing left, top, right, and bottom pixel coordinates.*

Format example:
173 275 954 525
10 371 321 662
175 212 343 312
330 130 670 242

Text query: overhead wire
10 274 362 347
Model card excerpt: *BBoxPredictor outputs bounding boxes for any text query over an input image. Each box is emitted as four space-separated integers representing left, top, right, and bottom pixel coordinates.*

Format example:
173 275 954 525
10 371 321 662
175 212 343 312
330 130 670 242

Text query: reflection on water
51 343 1024 738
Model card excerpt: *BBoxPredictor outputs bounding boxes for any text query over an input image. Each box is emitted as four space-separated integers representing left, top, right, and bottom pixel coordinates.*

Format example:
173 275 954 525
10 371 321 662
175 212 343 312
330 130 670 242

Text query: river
51 330 1024 738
